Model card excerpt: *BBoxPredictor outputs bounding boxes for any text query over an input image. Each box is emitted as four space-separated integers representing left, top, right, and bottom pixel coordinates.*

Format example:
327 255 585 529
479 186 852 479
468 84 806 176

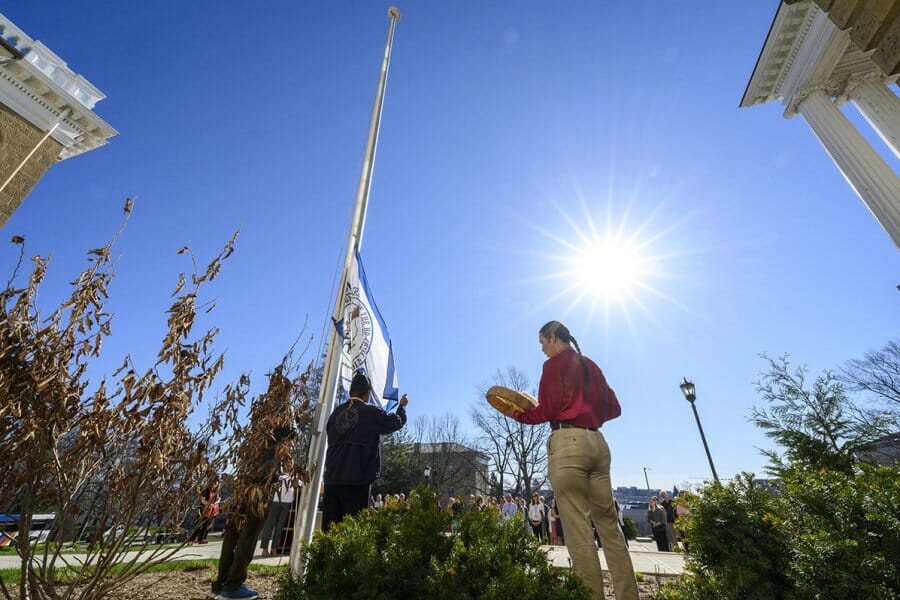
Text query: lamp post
679 378 720 483
424 465 431 488
642 467 652 495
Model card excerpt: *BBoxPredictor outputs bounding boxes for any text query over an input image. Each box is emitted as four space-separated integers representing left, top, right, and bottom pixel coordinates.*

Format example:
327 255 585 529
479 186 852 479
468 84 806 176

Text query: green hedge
659 465 900 600
277 488 590 600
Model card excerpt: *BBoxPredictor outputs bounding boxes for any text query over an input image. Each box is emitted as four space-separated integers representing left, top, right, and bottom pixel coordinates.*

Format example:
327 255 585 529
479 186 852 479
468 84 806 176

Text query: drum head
485 386 536 414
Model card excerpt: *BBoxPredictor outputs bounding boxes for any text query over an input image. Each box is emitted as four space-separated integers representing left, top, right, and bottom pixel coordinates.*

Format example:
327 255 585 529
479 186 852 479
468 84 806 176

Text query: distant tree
373 426 417 497
375 412 483 500
750 354 892 476
471 367 548 496
840 338 900 423
410 413 482 499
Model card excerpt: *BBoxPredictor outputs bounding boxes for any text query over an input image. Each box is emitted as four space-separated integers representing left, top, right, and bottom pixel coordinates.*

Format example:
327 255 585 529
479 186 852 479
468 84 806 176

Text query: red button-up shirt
514 348 614 429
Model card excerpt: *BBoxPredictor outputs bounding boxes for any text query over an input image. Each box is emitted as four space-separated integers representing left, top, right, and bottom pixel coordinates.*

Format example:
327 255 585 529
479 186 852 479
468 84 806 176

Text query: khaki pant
548 429 639 600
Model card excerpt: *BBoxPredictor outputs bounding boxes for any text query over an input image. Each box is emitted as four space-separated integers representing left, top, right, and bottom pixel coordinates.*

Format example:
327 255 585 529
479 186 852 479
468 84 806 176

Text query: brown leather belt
550 421 597 432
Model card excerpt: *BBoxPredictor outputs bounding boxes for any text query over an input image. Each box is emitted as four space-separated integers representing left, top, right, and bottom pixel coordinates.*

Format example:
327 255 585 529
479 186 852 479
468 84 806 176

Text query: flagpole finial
388 6 401 21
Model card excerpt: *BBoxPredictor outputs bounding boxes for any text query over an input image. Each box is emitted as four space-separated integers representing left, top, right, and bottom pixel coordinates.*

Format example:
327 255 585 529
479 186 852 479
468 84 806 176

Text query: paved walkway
544 540 684 576
0 538 684 575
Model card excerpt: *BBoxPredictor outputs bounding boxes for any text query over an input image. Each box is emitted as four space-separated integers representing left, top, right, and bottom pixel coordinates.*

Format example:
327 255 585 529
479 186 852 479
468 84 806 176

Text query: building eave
741 1 819 108
0 12 116 161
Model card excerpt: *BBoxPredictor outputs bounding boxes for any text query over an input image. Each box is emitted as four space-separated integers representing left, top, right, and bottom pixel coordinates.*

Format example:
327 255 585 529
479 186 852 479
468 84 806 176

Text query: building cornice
0 12 116 160
741 1 813 108
742 1 898 115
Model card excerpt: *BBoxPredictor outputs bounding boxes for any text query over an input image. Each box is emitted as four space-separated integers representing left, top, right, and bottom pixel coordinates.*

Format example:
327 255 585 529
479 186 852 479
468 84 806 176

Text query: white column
796 89 900 248
849 77 900 160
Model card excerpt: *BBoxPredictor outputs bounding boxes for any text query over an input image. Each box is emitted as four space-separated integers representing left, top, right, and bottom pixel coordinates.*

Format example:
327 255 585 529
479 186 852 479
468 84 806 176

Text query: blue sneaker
219 584 258 599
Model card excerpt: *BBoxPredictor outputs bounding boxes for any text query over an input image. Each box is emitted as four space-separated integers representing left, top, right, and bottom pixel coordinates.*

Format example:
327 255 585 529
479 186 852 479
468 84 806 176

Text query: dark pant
188 515 214 543
215 510 264 592
260 501 292 551
530 521 544 542
322 484 370 532
652 525 670 551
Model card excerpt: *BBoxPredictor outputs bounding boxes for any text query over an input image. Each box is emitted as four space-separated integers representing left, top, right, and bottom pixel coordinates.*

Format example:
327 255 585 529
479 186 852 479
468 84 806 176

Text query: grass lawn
0 558 283 585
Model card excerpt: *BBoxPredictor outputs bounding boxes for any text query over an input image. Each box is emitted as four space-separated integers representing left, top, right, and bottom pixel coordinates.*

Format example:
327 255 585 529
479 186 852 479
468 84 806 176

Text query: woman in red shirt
188 480 220 545
504 321 638 600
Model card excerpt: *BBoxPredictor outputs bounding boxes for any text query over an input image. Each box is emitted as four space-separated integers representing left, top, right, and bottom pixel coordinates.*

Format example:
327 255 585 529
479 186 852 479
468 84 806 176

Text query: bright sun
570 238 645 302
522 201 677 324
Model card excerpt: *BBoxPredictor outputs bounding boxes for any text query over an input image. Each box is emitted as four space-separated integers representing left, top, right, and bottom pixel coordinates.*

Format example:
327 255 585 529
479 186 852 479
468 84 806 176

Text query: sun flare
518 198 684 328
570 237 645 302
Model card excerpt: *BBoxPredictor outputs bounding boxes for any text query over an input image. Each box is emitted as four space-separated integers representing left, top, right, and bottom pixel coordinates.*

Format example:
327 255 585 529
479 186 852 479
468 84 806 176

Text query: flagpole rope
315 240 346 371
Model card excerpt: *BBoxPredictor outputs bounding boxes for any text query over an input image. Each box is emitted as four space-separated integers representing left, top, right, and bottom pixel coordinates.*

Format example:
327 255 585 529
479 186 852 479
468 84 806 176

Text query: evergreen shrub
659 465 900 600
657 474 793 600
780 464 900 599
277 488 590 600
622 516 638 540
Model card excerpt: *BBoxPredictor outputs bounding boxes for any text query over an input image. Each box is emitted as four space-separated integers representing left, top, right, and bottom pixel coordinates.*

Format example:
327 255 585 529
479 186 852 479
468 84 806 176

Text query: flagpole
290 6 401 574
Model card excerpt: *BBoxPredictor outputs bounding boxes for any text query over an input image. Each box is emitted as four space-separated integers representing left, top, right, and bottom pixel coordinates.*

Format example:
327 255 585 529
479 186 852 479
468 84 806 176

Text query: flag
334 247 399 410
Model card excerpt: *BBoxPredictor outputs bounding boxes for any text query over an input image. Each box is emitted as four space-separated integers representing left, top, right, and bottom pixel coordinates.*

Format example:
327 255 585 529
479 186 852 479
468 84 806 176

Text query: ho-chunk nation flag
334 248 399 411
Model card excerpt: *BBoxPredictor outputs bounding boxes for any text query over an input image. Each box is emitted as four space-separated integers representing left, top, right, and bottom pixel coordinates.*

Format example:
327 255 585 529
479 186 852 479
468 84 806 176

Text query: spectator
552 498 565 545
614 499 628 548
188 480 220 545
647 496 669 552
548 498 560 545
447 496 461 533
528 493 545 542
539 495 550 540
660 491 676 550
518 498 530 533
500 493 518 521
259 457 298 557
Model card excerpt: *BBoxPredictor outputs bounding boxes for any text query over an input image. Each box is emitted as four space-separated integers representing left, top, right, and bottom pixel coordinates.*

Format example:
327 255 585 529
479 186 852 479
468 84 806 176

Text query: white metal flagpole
290 6 401 574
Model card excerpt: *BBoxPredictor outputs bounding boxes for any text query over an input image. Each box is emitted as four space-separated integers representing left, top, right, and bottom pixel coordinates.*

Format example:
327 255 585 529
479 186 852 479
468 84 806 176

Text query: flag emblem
343 287 373 371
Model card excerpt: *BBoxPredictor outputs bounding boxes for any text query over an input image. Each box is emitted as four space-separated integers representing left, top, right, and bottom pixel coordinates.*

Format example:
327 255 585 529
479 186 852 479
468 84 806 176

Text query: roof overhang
741 0 898 114
0 12 116 160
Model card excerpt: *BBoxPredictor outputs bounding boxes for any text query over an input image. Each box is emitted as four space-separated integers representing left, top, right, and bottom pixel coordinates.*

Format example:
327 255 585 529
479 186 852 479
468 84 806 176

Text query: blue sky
3 1 897 490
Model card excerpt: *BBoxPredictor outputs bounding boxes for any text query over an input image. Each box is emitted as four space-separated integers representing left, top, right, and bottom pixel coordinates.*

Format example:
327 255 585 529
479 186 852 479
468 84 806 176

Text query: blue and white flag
334 248 399 411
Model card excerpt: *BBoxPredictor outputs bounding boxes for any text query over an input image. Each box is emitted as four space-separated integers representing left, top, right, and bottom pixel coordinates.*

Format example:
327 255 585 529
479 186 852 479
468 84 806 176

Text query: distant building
0 12 116 225
413 442 490 500
863 432 900 466
613 486 664 504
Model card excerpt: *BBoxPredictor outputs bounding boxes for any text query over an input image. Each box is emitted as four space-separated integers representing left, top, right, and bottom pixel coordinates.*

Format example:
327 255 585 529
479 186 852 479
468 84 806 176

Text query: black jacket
324 400 406 486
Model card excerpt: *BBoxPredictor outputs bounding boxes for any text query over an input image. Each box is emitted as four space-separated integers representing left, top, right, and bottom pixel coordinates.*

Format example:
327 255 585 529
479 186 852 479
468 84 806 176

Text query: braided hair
539 321 589 386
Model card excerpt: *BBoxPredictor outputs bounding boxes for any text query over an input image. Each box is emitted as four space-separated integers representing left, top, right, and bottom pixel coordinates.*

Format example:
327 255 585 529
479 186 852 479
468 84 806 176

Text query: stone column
848 77 900 160
796 88 900 248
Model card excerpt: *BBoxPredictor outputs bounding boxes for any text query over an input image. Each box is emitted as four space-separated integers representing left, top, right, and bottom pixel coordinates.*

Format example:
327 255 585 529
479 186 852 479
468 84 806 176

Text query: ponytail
569 335 590 387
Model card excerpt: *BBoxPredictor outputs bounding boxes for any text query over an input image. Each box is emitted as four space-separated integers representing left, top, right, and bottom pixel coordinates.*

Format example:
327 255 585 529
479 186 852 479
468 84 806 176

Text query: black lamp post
679 378 720 483
424 465 431 487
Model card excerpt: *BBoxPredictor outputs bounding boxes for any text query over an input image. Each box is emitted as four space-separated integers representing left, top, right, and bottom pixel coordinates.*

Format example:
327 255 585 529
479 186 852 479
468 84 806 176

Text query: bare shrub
0 200 315 599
